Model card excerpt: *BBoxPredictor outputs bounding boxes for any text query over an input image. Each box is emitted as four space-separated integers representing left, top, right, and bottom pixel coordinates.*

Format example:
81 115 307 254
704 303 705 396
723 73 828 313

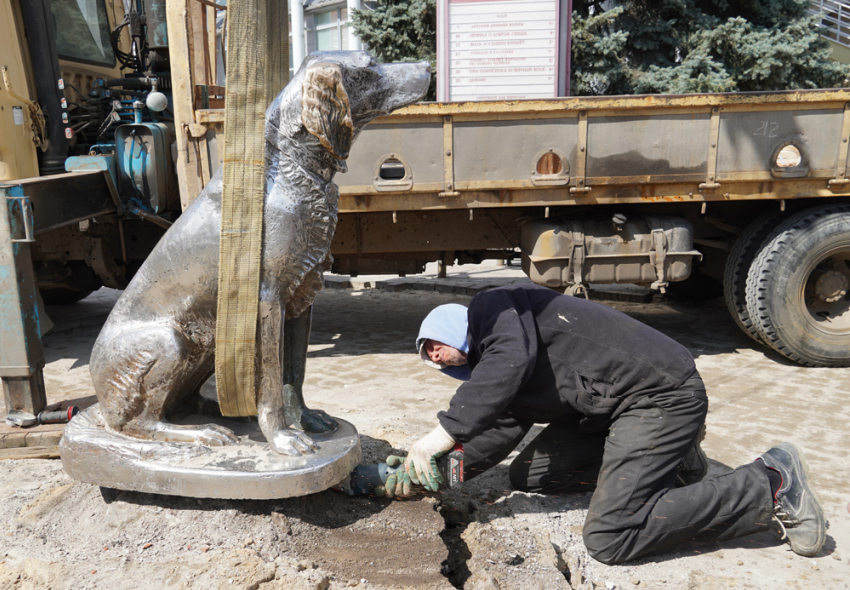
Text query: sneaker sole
778 442 826 557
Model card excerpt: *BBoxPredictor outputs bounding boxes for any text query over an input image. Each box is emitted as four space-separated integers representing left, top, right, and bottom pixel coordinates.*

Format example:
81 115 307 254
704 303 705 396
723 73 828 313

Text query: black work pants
507 375 775 564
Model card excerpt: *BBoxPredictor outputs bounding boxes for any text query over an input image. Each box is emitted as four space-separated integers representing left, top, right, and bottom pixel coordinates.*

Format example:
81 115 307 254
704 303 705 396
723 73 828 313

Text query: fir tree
352 0 849 98
573 0 849 95
350 0 437 99
571 6 631 95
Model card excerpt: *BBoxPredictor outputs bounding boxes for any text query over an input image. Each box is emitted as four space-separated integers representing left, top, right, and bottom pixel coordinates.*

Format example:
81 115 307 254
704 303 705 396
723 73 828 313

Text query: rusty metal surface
193 88 850 126
586 114 709 182
519 215 701 288
0 184 46 415
31 220 167 267
336 89 850 211
331 208 519 255
344 122 444 187
336 182 845 215
390 88 850 117
60 405 361 499
4 171 116 235
454 118 577 184
717 109 842 175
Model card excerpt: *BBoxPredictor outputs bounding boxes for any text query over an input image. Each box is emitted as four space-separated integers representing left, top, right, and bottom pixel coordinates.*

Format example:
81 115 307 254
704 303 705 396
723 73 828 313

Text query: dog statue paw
283 384 338 433
137 420 240 447
291 407 338 434
270 428 319 456
193 424 240 447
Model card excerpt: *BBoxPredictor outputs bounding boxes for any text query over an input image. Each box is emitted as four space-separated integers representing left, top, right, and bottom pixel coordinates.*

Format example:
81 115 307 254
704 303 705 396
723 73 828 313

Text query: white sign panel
437 0 568 102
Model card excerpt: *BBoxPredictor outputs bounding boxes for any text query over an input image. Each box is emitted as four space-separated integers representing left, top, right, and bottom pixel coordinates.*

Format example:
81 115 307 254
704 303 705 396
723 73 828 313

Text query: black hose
111 19 134 69
18 0 70 175
64 83 96 103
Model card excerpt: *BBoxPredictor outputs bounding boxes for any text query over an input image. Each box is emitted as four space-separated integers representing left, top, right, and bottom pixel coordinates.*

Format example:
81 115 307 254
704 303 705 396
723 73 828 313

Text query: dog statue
89 51 430 456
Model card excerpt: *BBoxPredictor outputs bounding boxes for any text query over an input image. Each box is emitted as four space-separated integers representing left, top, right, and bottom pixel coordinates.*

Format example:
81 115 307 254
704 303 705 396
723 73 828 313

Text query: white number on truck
754 121 779 138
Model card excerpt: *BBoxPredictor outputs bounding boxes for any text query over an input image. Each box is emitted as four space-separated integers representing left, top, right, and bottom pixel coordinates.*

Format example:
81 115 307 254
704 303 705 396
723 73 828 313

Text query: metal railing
809 0 850 48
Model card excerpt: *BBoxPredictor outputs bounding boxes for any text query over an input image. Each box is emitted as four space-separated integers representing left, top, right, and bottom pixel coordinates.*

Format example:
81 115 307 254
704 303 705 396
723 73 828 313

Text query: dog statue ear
301 63 354 159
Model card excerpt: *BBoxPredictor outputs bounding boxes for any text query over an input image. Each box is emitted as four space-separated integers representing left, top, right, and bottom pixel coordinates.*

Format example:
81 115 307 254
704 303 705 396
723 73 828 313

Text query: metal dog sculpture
90 52 430 456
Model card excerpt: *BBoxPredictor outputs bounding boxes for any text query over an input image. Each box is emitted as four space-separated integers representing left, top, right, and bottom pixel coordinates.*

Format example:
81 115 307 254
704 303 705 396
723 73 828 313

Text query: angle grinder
5 406 80 427
335 444 465 495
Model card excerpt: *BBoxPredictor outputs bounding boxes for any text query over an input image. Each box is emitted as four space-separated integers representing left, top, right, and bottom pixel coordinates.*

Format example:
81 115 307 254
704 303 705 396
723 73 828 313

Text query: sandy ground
1 262 849 590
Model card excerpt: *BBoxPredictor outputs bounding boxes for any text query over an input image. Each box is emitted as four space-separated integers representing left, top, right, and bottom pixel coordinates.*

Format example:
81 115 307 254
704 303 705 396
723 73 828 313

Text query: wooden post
166 0 206 210
215 0 289 416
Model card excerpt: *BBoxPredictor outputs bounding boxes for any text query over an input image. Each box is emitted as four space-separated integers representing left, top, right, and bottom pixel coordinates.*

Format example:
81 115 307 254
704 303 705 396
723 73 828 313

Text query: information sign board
437 0 571 102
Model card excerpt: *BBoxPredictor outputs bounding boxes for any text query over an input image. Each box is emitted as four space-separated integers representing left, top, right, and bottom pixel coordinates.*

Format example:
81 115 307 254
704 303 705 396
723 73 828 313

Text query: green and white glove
376 455 415 498
405 424 456 492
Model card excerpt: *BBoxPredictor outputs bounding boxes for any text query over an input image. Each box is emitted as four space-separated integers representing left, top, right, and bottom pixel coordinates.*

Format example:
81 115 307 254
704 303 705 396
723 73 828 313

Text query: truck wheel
723 210 787 344
745 204 850 367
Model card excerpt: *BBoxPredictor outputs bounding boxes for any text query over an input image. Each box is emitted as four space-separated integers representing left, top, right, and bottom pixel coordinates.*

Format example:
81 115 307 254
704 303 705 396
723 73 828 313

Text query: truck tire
745 204 850 367
723 210 787 344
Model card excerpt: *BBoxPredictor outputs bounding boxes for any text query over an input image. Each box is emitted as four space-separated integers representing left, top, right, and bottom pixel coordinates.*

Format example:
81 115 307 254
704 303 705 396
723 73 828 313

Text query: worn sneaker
676 424 709 487
759 443 826 557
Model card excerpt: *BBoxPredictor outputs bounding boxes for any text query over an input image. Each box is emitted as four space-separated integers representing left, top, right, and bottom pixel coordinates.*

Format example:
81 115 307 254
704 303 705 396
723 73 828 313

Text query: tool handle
343 447 463 496
437 444 465 490
37 406 79 424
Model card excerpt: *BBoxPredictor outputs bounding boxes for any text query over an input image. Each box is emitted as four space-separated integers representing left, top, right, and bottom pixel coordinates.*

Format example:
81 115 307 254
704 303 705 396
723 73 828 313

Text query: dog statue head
265 51 431 170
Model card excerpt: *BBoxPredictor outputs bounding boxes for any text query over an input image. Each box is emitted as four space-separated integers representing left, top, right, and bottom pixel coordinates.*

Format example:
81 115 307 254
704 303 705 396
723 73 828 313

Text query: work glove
405 424 456 492
374 455 416 498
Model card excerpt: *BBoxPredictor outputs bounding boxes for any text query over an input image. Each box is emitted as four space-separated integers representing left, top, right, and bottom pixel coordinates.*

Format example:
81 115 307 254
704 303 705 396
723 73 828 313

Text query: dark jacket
437 284 696 463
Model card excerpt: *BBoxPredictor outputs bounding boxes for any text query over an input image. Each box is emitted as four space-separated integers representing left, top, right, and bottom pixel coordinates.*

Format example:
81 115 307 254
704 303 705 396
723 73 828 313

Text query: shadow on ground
307 289 783 363
41 284 784 365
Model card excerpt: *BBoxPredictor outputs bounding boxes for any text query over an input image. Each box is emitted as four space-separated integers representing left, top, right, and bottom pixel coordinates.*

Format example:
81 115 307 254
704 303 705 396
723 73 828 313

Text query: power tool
335 444 464 496
5 406 79 427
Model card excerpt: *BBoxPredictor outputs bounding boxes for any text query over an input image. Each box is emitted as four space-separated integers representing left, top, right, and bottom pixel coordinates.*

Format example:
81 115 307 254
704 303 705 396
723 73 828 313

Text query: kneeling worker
385 283 825 564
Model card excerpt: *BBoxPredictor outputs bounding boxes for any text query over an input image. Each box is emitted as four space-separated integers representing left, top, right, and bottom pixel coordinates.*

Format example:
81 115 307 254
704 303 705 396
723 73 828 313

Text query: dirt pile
0 456 452 590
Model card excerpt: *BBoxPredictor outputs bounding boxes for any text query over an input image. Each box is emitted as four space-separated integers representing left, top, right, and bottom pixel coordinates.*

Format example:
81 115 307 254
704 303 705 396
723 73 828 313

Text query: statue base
59 405 361 499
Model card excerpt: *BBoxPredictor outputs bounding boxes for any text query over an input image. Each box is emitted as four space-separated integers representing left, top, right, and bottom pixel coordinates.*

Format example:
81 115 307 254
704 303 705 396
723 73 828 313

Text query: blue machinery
0 170 117 415
1 0 177 417
0 127 175 417
0 186 46 415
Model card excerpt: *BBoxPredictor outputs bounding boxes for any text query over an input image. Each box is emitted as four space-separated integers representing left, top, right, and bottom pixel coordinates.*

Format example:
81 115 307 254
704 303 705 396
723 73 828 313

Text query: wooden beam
207 3 218 85
0 446 60 460
191 0 225 10
215 0 288 416
188 0 208 86
166 0 204 210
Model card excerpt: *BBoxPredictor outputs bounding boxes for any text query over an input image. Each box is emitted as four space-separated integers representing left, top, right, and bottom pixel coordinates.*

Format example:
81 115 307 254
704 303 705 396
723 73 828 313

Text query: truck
2 0 850 420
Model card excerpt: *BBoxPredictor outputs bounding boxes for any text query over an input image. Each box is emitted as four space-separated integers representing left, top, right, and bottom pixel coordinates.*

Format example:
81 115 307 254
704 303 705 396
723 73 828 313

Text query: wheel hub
814 269 849 303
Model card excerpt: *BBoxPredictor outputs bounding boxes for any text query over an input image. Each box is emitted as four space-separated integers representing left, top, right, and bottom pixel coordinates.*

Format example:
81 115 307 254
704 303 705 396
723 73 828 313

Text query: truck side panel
454 118 577 183
336 91 850 208
717 109 842 179
586 114 708 183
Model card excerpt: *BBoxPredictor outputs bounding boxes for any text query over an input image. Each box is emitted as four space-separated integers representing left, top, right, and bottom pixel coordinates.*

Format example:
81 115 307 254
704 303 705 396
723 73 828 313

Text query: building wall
809 1 850 64
292 0 371 76
828 38 850 64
